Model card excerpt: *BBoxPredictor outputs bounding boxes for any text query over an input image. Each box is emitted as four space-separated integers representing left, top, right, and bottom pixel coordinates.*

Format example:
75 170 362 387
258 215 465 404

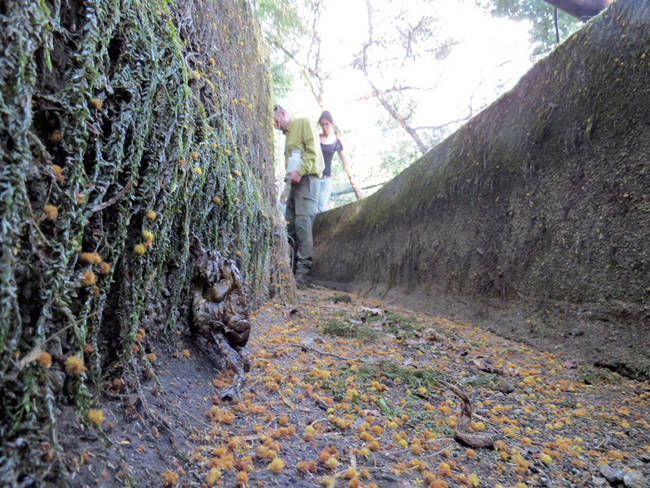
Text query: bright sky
274 0 535 202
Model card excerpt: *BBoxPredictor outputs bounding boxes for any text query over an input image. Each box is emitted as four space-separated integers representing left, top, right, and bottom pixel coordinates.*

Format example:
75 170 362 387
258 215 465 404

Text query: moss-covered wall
313 0 649 367
0 0 288 483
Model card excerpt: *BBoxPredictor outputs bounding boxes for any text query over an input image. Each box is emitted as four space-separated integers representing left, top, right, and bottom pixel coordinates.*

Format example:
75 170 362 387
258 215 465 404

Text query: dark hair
318 111 333 124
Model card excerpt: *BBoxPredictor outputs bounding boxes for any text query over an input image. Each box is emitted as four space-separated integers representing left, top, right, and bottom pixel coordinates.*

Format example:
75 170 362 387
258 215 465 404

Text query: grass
327 294 352 304
377 312 423 339
461 374 498 389
577 365 617 385
356 359 448 390
320 318 380 342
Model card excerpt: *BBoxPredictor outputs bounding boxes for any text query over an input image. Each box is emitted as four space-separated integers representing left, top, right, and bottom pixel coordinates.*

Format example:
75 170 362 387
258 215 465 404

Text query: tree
0 0 282 483
353 0 457 155
252 0 328 103
478 0 583 56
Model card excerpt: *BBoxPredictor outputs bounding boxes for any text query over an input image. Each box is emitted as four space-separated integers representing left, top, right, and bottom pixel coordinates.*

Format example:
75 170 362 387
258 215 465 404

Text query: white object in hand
286 149 301 176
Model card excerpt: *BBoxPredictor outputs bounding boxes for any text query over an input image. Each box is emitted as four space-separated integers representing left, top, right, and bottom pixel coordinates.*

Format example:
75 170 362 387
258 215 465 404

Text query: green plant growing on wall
0 0 289 483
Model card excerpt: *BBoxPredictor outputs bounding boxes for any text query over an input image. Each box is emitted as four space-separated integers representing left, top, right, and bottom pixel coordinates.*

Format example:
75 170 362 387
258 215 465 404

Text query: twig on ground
317 303 356 312
423 437 455 444
309 418 328 427
438 379 497 448
290 343 360 362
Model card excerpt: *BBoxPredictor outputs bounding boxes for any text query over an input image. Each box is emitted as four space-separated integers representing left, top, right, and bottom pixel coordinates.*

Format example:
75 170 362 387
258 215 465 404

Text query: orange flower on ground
235 471 248 485
267 457 285 474
205 468 221 485
161 469 179 486
87 409 105 427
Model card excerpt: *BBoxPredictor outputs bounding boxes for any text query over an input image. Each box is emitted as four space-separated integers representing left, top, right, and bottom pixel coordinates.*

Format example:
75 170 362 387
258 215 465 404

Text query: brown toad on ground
190 234 251 400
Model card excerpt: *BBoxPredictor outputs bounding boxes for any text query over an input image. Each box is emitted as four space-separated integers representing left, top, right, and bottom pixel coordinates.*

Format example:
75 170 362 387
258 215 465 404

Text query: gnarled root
440 379 497 449
211 332 245 401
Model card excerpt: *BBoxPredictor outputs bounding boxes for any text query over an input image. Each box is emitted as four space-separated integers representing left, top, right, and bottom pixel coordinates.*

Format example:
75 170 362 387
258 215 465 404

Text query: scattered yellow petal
161 469 179 486
205 468 221 485
320 476 335 488
87 409 105 427
267 457 285 474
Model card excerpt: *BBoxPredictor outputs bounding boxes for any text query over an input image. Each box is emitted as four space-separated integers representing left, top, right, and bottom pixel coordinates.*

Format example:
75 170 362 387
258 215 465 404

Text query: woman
317 111 360 212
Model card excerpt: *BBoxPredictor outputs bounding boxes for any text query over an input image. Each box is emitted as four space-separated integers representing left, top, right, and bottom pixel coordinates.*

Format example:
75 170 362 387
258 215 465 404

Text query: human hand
286 170 301 184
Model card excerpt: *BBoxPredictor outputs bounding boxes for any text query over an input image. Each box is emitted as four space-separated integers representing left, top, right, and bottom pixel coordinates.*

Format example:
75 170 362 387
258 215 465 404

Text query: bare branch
357 0 428 154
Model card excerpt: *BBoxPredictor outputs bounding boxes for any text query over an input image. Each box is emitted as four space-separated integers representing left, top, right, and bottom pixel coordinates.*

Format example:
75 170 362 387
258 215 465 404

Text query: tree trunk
0 0 287 483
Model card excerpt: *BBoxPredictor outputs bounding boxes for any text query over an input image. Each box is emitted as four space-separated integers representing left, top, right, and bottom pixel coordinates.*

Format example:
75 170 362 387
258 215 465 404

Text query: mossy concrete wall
313 0 649 375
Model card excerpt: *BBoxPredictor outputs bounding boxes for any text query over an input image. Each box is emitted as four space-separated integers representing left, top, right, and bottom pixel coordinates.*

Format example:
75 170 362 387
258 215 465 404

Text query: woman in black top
317 111 353 212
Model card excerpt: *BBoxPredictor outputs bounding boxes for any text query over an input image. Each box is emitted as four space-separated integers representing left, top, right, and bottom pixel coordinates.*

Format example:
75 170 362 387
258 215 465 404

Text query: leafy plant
321 318 380 342
357 359 446 390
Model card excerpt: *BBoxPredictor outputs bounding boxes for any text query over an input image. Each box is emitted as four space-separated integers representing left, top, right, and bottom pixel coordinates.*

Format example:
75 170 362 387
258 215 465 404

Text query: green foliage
356 359 447 390
380 312 422 338
321 318 380 342
251 0 307 98
377 119 422 178
577 365 618 385
327 293 352 303
0 0 275 482
480 0 581 57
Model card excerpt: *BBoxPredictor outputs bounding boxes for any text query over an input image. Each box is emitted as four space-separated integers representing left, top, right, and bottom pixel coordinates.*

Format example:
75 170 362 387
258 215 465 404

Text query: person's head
318 111 334 136
273 104 290 131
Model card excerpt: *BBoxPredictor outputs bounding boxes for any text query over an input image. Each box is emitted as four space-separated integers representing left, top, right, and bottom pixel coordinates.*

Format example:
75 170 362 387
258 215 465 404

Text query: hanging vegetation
0 0 290 483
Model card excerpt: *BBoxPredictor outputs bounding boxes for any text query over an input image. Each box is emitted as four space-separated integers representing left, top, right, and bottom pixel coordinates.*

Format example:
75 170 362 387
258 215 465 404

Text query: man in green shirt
273 105 324 284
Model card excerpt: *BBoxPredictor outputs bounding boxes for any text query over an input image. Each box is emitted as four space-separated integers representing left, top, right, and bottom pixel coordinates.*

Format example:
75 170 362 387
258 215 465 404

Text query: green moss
321 318 380 342
356 359 448 391
0 0 276 482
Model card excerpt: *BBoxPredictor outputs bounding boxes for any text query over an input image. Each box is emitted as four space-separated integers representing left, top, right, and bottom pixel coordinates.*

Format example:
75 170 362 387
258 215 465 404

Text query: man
273 105 324 285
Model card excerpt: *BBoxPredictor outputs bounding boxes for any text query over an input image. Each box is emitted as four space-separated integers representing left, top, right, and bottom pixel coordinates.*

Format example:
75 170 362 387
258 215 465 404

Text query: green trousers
285 175 319 276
